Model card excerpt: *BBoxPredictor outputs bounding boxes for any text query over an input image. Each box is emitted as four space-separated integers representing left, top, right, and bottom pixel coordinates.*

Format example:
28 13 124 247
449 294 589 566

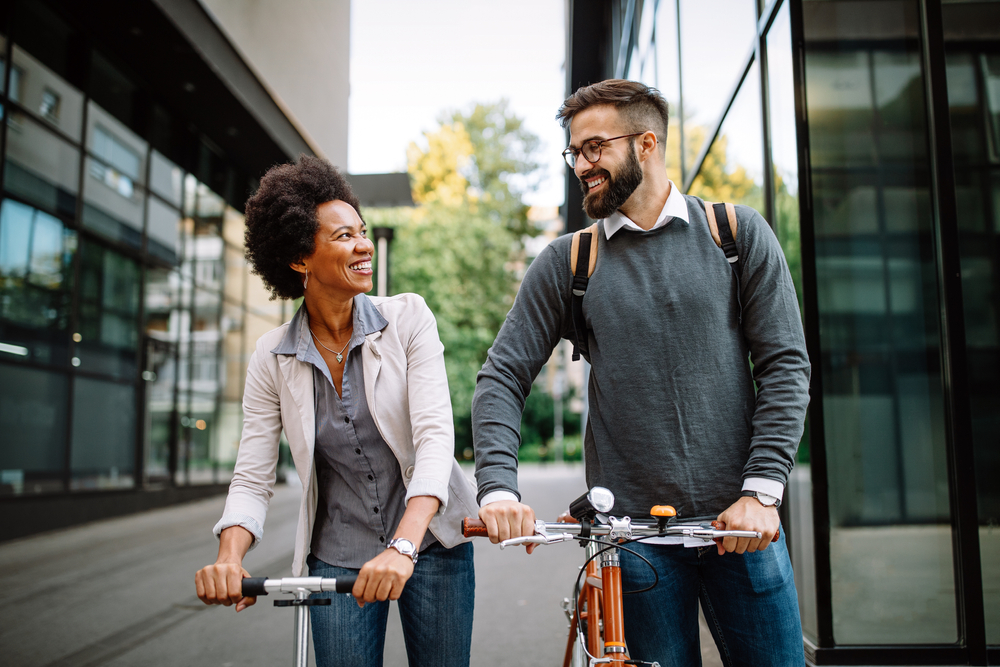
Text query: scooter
241 574 358 667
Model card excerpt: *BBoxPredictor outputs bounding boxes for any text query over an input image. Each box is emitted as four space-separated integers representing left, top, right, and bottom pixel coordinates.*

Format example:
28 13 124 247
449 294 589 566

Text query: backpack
568 200 742 361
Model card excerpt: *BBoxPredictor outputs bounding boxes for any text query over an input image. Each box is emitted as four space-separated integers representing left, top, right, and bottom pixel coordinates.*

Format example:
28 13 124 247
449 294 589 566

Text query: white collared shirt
602 180 690 239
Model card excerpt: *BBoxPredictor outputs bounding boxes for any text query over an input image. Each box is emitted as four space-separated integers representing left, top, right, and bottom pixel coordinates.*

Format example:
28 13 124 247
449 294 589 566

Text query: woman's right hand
195 560 257 612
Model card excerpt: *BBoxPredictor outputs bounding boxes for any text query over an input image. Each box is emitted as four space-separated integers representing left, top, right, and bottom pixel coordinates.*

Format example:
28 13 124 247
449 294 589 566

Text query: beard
580 146 644 220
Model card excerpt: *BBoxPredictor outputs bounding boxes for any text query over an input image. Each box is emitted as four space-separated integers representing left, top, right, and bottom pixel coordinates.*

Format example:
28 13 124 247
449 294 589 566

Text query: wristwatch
387 537 419 564
741 490 781 508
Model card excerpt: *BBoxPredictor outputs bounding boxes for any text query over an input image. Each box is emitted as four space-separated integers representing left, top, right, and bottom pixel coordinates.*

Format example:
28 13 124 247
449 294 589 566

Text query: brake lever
499 533 576 550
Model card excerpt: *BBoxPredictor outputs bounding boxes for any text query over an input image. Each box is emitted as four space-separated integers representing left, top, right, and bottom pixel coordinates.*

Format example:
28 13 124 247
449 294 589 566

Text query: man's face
568 106 644 220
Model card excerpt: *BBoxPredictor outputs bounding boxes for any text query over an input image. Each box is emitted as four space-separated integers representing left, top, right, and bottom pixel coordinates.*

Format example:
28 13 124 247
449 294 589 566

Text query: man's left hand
715 496 780 555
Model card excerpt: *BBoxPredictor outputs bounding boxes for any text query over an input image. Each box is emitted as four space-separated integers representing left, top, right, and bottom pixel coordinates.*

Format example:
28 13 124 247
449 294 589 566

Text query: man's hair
557 79 670 148
244 155 362 300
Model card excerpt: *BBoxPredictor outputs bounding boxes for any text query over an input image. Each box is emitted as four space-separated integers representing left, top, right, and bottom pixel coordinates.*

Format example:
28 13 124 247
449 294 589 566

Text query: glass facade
0 2 290 498
604 0 999 661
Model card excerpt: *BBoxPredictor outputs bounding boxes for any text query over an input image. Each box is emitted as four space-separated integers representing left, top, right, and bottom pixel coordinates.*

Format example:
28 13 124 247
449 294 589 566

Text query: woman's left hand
352 548 415 607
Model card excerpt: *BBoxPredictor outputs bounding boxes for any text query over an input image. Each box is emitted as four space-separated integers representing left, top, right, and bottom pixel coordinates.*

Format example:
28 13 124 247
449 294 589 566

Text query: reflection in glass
76 240 140 379
143 268 181 483
942 1 1000 643
70 376 135 490
82 156 145 250
147 196 182 266
0 34 7 96
0 364 68 495
149 150 183 208
804 0 957 644
184 288 221 485
9 45 84 141
4 112 79 218
689 62 764 213
0 198 75 366
679 0 758 162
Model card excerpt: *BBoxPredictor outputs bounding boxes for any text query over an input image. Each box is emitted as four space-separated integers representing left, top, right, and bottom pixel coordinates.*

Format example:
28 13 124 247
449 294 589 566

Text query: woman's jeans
307 541 475 667
619 532 805 667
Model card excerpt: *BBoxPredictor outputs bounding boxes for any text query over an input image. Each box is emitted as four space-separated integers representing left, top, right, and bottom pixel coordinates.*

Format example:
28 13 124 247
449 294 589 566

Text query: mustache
579 167 610 193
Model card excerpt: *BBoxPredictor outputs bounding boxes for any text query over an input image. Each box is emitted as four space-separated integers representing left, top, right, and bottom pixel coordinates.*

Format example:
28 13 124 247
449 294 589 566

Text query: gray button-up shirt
272 296 436 569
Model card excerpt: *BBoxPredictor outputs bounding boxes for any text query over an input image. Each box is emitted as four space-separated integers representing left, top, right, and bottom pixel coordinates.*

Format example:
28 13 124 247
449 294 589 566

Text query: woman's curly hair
244 155 362 300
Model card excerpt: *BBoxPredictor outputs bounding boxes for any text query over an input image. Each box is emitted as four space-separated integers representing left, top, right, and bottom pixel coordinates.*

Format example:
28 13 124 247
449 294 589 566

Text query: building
0 0 349 539
565 0 998 663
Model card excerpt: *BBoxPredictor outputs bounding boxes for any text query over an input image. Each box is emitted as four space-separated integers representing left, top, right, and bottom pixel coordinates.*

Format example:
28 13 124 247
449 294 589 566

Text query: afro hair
243 155 362 300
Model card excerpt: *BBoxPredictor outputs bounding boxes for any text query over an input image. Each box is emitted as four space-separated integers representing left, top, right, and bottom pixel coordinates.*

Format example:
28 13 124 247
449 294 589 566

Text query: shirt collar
602 180 690 239
271 295 388 361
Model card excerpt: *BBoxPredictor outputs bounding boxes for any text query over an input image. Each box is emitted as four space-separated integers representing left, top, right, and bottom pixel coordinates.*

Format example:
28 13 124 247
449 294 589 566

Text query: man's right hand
195 560 256 612
478 500 538 554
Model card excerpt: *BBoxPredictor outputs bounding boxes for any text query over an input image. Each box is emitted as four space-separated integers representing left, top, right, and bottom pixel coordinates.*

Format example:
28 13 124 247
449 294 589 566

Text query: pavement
0 463 723 667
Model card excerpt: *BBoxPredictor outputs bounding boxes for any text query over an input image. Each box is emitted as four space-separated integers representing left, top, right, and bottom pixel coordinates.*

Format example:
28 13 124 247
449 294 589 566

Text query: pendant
336 353 344 363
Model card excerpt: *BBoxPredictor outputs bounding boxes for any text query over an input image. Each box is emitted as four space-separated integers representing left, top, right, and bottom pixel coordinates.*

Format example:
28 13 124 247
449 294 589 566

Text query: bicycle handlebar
462 517 767 546
241 575 358 597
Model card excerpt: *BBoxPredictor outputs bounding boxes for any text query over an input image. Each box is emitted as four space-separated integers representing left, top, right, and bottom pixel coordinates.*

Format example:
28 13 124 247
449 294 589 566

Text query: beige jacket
214 293 478 576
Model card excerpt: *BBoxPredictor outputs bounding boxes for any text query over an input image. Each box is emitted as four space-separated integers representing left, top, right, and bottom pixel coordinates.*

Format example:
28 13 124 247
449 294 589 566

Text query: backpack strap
569 222 599 361
703 201 742 277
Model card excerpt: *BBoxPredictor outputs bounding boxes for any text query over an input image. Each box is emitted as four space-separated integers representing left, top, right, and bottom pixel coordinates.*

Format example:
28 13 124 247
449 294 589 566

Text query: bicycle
240 574 358 667
463 487 768 667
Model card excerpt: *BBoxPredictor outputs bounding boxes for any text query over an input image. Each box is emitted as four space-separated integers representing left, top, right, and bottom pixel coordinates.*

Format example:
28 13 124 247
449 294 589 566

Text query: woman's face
302 200 374 298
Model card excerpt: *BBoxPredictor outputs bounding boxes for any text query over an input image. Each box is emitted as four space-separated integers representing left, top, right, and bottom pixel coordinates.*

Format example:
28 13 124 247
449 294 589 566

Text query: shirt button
379 536 385 543
355 448 361 454
344 416 350 423
373 507 379 514
368 474 374 481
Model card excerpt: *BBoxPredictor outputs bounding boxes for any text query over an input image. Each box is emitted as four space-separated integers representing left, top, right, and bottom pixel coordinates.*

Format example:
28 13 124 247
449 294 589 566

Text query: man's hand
195 560 256 612
352 548 415 608
479 500 538 554
715 496 780 555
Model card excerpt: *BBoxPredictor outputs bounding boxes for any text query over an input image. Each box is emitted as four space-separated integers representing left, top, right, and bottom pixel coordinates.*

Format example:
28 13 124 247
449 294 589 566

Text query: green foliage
369 101 543 453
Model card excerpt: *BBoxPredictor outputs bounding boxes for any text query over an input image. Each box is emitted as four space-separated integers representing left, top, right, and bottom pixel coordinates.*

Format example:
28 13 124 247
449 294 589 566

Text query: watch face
758 493 778 506
390 538 415 555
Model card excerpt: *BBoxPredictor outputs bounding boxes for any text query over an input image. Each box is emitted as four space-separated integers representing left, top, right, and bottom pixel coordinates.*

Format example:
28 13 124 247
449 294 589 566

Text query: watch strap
741 489 781 508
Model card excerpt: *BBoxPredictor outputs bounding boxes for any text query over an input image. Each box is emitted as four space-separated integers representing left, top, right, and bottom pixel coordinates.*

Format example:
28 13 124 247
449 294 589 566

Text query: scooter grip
241 577 269 597
335 574 358 594
462 517 489 537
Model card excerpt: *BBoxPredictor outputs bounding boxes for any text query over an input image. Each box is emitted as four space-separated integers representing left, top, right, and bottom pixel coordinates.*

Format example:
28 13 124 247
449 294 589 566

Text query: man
472 80 810 666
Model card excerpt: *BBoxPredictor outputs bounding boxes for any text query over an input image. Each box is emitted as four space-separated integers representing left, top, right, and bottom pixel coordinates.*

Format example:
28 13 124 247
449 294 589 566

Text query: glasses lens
563 150 576 168
581 141 601 164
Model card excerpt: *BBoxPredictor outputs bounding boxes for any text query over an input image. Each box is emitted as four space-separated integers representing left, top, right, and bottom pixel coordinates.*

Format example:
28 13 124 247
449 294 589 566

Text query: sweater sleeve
472 240 574 503
735 207 812 487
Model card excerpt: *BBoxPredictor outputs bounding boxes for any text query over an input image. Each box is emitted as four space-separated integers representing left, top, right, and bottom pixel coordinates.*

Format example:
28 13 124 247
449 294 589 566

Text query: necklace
310 328 351 363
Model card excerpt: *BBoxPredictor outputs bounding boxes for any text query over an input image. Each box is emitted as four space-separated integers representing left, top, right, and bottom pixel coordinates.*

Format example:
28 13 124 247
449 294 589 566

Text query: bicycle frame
464 491 765 667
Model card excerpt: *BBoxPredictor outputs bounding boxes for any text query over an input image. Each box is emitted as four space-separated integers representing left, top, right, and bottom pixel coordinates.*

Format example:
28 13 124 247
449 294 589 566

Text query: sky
348 0 568 207
348 1 792 207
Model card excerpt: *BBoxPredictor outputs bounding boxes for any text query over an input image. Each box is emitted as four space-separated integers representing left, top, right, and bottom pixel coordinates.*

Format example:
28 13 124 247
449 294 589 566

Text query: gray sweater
472 196 810 520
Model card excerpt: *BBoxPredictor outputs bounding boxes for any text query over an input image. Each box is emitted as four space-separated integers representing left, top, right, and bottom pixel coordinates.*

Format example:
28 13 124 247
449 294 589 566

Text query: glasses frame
562 132 648 168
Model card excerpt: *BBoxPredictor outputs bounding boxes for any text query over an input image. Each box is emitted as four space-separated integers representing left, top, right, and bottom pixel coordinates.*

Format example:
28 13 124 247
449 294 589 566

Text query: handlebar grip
335 574 358 594
711 520 779 542
241 577 269 597
462 517 489 538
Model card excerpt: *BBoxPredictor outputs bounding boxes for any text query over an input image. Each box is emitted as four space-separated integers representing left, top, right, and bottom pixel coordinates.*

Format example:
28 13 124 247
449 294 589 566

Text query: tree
368 101 542 455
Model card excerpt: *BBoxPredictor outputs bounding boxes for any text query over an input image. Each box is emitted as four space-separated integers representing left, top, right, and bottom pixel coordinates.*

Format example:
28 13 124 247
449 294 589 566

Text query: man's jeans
619 532 805 667
307 541 475 667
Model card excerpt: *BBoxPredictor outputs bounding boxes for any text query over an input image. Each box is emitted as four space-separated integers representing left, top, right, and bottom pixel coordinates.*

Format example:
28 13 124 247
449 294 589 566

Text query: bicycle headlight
568 486 616 521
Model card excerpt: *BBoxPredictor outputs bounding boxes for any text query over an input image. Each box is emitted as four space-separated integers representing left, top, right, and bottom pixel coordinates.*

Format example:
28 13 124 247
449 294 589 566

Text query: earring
303 271 309 290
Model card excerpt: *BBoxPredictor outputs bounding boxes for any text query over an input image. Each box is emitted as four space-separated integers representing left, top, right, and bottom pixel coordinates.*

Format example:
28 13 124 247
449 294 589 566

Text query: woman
195 156 479 667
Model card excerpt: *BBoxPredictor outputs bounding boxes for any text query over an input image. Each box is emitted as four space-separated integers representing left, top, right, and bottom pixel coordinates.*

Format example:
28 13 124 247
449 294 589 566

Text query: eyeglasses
562 132 647 168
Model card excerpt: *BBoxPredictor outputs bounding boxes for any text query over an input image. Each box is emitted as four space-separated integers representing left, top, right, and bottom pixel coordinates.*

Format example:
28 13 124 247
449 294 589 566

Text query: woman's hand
195 560 257 612
195 525 256 612
351 548 415 607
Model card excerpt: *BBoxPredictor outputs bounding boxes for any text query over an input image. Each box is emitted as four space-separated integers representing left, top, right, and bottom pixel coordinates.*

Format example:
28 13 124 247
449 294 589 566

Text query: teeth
351 261 372 271
589 177 605 189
